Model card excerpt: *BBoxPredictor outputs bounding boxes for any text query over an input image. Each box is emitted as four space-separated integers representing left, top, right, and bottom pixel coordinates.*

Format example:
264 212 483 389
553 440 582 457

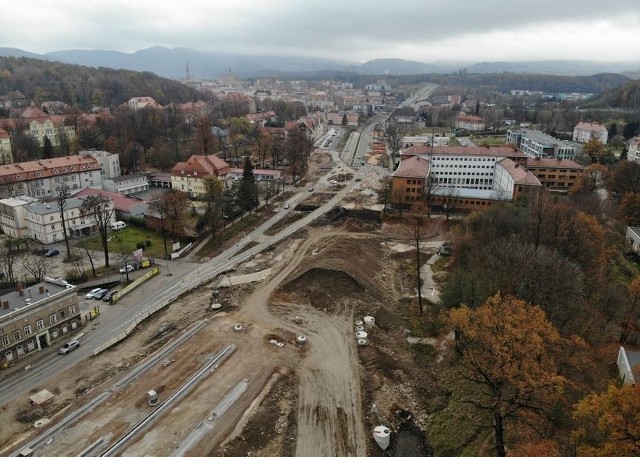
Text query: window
1 335 9 346
24 325 32 336
49 314 57 325
37 319 45 331
13 330 21 341
69 305 76 315
60 309 66 320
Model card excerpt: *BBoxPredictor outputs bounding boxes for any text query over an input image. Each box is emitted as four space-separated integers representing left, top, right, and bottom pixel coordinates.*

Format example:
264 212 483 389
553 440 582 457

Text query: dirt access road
3 152 442 457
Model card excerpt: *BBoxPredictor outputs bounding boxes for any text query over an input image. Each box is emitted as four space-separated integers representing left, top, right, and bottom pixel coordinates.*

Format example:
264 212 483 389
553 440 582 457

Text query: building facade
0 278 80 369
25 197 115 244
523 157 585 192
454 114 485 131
0 155 102 200
103 174 149 195
82 149 121 180
0 195 38 238
507 128 576 159
171 154 230 197
573 122 608 144
0 127 13 164
628 136 640 165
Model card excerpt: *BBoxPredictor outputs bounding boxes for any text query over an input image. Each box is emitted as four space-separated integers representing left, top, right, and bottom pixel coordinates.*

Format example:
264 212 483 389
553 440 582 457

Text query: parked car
284 203 290 209
85 288 103 299
44 249 59 257
102 290 117 302
94 289 109 300
308 187 314 192
119 265 134 274
59 339 79 355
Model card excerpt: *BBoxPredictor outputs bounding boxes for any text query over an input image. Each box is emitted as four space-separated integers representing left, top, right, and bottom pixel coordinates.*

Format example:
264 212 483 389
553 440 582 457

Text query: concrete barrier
112 267 160 304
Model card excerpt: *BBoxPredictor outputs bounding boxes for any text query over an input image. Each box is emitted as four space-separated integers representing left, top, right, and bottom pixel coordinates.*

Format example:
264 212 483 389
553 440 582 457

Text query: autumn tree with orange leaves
447 293 567 457
573 384 640 457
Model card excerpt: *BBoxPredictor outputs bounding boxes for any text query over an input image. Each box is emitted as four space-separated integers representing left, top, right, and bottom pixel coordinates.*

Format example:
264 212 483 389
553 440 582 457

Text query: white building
24 197 115 244
573 122 608 144
507 128 576 160
0 195 38 238
82 149 120 180
455 114 485 131
103 174 149 195
0 127 13 164
628 136 640 165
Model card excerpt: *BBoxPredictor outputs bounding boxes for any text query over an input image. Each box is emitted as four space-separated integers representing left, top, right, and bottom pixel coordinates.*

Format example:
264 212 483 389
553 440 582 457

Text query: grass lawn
475 136 505 146
78 226 168 259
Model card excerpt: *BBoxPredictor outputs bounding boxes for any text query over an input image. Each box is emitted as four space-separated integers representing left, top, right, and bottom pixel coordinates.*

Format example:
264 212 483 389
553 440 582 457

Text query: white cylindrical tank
355 320 364 326
357 339 368 346
296 335 307 345
355 331 368 339
355 325 364 332
211 303 222 310
233 324 243 332
364 316 375 326
373 425 391 450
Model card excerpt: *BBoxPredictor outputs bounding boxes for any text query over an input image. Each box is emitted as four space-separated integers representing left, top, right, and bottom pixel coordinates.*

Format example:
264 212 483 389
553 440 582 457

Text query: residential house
171 154 230 197
523 157 585 192
127 97 163 111
246 111 277 125
103 174 149 195
82 149 120 180
149 173 172 189
455 114 485 131
25 197 114 244
7 102 77 147
0 278 80 368
0 127 13 163
628 136 640 165
507 128 576 159
573 122 608 144
0 155 102 199
0 195 38 238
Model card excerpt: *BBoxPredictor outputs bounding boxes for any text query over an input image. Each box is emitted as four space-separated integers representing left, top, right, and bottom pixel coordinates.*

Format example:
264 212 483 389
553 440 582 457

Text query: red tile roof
524 157 584 170
497 158 541 185
171 154 230 177
0 128 8 138
393 155 430 178
74 188 145 214
402 145 523 158
0 155 100 183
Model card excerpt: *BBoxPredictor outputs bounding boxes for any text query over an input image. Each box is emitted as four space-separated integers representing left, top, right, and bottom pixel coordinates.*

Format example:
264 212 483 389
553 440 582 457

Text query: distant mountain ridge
1 46 639 79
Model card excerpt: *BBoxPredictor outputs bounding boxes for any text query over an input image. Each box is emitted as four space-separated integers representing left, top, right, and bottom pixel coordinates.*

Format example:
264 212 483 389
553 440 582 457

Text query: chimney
39 286 45 294
2 301 8 309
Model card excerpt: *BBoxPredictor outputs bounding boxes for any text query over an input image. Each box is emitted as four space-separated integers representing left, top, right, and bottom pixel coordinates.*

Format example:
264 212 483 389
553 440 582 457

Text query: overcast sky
4 0 640 63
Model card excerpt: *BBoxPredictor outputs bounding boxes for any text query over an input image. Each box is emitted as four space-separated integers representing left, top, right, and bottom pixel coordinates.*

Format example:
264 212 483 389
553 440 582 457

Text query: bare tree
21 253 51 283
80 195 114 267
117 249 133 282
77 237 97 278
409 201 429 315
0 241 20 283
56 182 72 260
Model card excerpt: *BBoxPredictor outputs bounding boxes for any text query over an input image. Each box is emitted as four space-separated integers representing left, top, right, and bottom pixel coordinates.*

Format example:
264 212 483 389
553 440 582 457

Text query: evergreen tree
608 122 617 140
42 136 54 159
238 156 258 212
475 100 480 115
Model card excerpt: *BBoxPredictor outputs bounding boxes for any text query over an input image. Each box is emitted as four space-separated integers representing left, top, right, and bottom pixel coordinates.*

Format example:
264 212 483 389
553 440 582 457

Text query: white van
110 221 126 231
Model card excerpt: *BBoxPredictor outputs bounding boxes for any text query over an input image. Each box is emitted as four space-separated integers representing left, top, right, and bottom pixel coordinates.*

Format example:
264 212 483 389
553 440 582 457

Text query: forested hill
584 79 640 109
422 72 631 94
0 56 203 109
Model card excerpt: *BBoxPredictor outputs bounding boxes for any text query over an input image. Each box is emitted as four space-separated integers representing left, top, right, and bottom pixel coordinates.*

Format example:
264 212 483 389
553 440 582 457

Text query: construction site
0 151 449 457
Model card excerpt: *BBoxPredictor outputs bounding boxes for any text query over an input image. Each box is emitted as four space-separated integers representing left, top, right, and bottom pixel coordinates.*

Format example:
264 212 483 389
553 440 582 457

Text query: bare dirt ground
2 152 448 457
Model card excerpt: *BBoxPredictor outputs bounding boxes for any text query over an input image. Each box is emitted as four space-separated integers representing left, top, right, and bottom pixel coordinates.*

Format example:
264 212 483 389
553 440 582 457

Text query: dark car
44 249 60 257
94 289 109 300
102 290 117 302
